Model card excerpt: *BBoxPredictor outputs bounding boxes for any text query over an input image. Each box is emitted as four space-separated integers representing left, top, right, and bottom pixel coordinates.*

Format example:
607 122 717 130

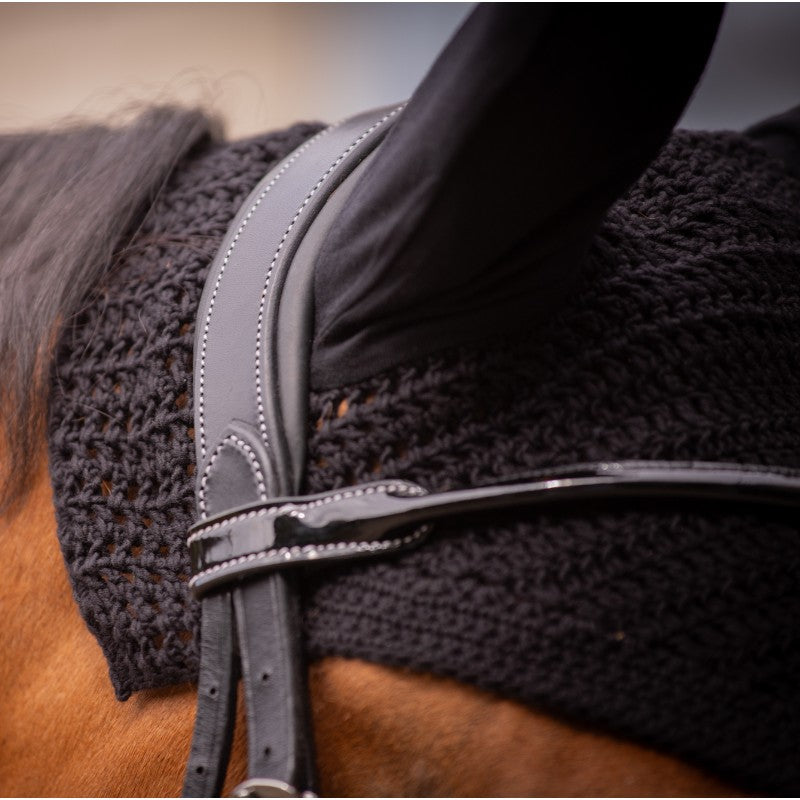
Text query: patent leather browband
188 461 800 600
184 104 800 798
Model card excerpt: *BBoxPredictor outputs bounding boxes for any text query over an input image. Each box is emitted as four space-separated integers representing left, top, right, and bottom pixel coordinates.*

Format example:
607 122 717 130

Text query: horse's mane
0 107 215 511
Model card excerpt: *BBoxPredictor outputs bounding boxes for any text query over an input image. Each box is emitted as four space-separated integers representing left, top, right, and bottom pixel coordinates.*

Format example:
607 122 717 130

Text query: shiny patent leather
189 461 800 599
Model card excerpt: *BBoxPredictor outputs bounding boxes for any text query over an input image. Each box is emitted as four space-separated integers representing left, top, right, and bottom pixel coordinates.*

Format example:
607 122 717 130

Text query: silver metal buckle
230 778 316 798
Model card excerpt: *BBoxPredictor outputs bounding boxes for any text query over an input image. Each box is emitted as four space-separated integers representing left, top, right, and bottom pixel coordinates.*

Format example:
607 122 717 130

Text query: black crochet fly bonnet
48 123 800 795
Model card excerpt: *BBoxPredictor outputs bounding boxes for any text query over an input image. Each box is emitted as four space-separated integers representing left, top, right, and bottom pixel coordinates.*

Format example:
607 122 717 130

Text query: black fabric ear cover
311 4 723 388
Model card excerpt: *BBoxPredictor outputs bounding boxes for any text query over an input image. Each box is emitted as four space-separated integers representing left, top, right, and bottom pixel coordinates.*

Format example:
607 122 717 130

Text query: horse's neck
0 446 228 795
0 446 742 796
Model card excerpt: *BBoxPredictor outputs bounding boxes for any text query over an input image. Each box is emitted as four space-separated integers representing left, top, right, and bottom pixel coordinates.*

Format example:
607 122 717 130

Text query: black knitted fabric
48 122 323 695
48 128 800 794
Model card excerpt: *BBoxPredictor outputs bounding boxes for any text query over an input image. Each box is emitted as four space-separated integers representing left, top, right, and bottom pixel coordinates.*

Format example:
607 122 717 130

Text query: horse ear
311 5 723 389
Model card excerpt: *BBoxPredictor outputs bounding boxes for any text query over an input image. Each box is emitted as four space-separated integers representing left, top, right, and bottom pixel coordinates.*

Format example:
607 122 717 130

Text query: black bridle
180 105 800 798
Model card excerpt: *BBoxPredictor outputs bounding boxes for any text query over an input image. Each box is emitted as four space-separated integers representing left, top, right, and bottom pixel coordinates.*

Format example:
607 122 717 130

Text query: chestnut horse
1 5 797 797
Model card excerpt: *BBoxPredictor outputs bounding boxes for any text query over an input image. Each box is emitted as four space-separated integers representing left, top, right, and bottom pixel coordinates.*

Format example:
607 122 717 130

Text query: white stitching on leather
189 526 428 589
198 434 268 517
188 480 424 544
254 105 405 446
197 125 335 463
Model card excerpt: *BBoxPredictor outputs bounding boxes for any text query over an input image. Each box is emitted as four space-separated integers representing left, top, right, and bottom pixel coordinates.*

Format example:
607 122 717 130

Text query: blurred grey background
0 3 798 138
681 3 800 130
0 3 472 136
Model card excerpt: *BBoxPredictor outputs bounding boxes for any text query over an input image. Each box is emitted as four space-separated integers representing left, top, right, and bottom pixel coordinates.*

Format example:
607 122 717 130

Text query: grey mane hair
0 106 217 511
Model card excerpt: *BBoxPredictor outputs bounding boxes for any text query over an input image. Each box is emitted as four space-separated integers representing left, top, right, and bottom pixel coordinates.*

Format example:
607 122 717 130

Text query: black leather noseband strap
184 106 800 797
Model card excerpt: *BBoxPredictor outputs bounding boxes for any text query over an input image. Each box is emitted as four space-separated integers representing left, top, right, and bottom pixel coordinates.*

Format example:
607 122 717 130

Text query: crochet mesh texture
48 128 800 794
48 123 323 695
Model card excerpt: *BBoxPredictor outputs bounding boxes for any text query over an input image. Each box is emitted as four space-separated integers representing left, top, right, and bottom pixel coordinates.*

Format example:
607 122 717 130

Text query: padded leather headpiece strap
183 105 403 797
